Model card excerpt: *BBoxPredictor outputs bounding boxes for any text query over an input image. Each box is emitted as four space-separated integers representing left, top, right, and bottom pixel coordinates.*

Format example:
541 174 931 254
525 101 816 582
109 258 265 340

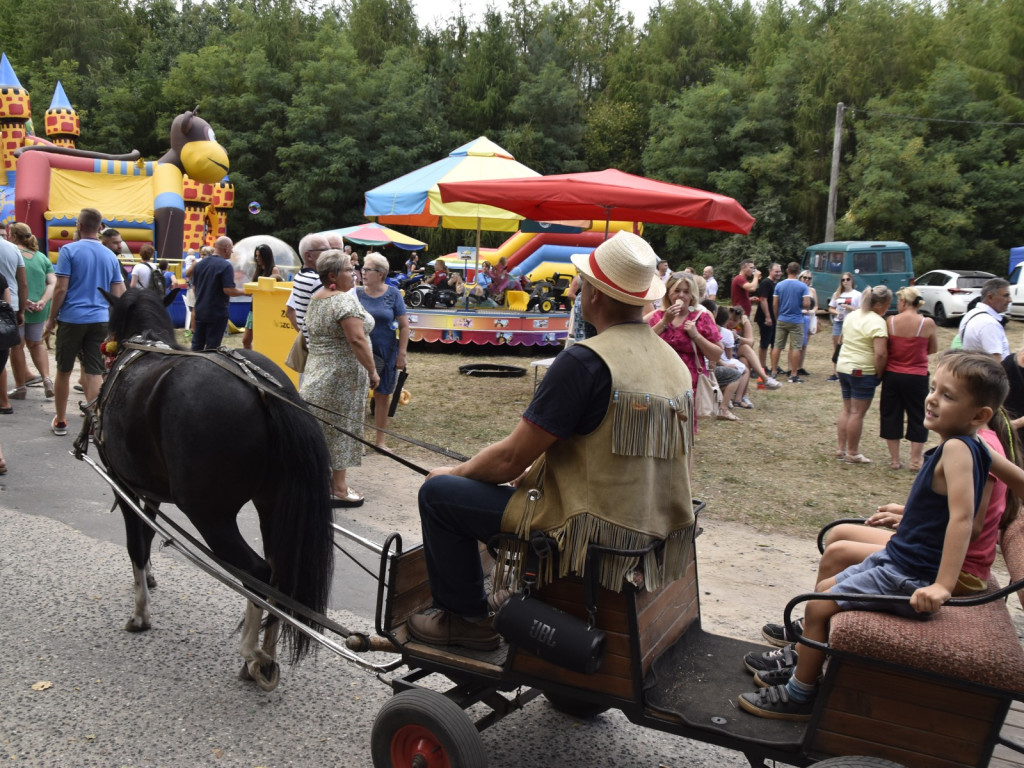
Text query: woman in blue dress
358 252 410 449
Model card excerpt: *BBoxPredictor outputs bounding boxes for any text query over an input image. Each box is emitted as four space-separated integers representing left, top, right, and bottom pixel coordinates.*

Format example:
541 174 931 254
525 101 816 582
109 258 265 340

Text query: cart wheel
539 297 554 313
371 688 488 768
812 757 906 767
542 691 608 719
407 290 424 308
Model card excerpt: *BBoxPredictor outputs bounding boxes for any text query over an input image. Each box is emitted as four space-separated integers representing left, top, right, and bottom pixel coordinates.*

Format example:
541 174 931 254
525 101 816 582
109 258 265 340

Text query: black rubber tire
813 757 906 767
458 363 527 378
542 691 609 719
539 297 555 313
371 689 487 768
423 292 437 308
934 303 947 326
406 290 423 308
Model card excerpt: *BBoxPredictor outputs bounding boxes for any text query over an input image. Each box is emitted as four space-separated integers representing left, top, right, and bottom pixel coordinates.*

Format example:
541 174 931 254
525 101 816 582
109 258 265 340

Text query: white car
913 269 995 326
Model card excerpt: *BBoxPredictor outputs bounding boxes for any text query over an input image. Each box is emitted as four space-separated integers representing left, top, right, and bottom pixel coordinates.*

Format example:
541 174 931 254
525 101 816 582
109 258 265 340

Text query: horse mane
107 288 182 349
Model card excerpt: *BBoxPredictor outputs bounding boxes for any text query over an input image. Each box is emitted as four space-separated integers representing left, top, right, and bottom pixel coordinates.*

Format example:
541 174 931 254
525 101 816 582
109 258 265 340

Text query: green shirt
21 249 54 324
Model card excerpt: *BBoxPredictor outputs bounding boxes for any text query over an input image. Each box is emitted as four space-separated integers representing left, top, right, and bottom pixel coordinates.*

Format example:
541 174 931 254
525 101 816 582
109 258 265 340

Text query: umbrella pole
466 219 482 310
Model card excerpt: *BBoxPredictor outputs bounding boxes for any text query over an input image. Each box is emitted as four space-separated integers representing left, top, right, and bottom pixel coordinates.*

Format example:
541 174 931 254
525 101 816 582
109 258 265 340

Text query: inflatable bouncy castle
0 53 233 261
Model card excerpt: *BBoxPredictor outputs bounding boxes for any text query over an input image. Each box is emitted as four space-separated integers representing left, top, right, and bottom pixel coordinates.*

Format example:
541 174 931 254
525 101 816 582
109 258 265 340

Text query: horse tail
262 392 334 663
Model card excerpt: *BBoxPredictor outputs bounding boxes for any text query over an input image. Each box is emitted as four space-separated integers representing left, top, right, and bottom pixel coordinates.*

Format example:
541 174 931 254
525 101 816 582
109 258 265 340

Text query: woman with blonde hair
827 272 860 381
648 272 729 423
835 285 891 464
879 286 937 470
358 251 410 449
5 222 54 399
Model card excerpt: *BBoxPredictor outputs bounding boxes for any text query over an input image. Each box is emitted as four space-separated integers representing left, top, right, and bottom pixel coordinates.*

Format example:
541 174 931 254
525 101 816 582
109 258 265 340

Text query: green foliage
1 0 1024 270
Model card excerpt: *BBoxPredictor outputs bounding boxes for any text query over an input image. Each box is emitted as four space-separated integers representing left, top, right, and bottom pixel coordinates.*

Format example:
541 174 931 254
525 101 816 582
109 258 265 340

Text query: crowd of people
3 219 1023 738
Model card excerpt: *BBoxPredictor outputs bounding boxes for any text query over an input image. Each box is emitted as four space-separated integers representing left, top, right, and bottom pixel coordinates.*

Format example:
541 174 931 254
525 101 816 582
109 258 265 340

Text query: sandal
844 453 872 464
908 462 922 473
0 458 6 475
716 411 740 422
330 489 365 508
835 450 846 460
889 461 904 471
8 386 27 400
43 377 54 399
0 406 11 415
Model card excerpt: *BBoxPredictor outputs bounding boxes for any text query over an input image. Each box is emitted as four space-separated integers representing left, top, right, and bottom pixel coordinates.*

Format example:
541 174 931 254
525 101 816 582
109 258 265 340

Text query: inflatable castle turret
0 53 32 193
44 82 79 149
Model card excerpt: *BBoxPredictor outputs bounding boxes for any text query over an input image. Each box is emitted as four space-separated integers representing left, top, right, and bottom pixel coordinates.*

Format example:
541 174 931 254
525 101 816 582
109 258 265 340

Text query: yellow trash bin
245 276 300 388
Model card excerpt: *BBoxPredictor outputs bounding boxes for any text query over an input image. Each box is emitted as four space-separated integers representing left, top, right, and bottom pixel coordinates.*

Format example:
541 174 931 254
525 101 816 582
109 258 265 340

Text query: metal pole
825 102 845 243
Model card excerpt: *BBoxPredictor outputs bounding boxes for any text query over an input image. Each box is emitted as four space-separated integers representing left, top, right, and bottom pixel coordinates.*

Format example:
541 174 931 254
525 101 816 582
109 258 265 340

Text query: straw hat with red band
570 231 666 307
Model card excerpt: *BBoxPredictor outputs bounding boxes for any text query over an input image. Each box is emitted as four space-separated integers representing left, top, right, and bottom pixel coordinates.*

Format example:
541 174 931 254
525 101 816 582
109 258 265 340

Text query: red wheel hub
390 724 450 768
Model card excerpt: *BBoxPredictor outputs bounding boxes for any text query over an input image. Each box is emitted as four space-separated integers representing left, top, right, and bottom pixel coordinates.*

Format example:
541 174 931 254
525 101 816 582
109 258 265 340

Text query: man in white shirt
286 233 329 339
959 277 1010 360
704 265 718 300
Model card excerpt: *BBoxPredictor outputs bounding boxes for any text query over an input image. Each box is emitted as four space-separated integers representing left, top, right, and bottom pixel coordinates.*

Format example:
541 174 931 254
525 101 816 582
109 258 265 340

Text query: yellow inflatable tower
44 82 79 149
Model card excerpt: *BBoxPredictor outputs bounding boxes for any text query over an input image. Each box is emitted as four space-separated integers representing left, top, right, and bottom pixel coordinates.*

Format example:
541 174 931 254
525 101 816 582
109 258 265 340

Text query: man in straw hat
407 231 696 651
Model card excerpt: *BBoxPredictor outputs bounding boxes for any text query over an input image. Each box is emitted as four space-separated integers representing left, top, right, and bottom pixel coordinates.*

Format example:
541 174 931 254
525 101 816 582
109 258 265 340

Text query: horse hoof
238 662 253 681
125 618 150 632
146 574 157 589
254 662 280 692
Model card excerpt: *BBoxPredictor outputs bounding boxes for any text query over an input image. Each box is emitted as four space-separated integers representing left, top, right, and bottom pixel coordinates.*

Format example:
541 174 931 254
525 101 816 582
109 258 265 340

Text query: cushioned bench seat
826 512 1024 697
827 585 1024 695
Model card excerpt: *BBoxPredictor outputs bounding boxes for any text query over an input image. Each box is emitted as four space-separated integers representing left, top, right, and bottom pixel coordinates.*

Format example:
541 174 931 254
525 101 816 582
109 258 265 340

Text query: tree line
2 0 1022 277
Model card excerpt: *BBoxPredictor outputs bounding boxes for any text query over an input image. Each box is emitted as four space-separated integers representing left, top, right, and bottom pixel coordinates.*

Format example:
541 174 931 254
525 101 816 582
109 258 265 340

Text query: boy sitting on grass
739 351 1024 721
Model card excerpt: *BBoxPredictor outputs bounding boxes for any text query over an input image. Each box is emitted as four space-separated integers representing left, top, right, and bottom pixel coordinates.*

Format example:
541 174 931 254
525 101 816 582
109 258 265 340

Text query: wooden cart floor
644 628 807 751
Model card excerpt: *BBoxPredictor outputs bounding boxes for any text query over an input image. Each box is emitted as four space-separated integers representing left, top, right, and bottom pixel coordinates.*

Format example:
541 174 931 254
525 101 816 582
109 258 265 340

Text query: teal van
800 241 914 312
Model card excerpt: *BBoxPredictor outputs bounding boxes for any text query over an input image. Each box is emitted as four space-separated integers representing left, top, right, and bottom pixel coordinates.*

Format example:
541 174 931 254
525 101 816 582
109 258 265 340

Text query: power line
853 108 1024 128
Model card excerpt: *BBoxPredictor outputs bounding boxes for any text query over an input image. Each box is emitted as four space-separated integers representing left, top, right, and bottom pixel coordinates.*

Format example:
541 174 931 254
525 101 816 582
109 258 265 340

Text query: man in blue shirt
43 208 125 436
771 261 811 383
191 235 244 350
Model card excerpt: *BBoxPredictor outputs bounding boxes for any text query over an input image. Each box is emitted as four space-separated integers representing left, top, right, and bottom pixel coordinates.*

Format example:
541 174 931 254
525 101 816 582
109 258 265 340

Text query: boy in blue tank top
740 350 1024 721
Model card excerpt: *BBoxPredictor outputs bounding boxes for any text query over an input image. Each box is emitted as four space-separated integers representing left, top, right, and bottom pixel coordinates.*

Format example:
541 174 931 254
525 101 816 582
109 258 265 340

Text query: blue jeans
418 475 515 617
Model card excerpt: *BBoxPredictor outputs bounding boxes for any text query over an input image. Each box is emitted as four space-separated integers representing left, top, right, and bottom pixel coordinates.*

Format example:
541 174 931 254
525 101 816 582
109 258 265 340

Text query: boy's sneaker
51 417 68 436
744 643 798 675
774 367 786 377
754 667 794 688
826 373 840 382
788 376 804 384
761 618 804 647
797 368 812 377
763 376 782 390
738 684 813 721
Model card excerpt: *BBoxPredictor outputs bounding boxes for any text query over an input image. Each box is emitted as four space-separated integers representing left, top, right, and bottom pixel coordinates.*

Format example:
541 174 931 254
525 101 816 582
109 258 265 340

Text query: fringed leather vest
498 323 695 593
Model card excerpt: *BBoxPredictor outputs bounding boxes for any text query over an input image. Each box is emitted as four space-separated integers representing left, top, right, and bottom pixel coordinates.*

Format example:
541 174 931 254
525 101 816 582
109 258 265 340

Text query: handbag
284 331 308 373
0 301 19 350
685 310 721 419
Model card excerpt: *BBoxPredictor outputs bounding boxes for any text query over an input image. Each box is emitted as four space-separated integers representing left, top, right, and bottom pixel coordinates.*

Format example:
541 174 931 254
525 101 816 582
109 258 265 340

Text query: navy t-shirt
523 344 611 439
192 257 236 320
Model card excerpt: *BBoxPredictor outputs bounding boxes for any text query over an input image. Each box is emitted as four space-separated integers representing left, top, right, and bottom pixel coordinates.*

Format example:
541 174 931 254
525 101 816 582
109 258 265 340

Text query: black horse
95 288 334 691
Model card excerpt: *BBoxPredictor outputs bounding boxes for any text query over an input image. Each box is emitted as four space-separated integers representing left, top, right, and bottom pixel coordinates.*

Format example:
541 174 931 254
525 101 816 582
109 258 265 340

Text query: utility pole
825 102 845 243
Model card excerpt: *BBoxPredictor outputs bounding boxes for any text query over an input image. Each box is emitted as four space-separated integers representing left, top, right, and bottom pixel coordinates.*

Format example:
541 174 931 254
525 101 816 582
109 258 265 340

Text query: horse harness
77 338 296 458
76 337 468 475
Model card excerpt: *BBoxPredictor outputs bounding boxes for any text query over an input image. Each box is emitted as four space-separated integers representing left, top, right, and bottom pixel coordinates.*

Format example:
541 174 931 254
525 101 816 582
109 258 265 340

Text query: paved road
0 392 753 767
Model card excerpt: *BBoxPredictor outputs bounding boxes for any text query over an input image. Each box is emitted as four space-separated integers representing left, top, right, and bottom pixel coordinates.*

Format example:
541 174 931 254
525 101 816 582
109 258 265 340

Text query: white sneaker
740 395 755 409
764 377 782 389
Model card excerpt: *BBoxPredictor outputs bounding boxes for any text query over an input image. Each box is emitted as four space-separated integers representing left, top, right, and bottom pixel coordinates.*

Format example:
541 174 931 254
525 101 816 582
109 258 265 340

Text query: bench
800 515 1024 766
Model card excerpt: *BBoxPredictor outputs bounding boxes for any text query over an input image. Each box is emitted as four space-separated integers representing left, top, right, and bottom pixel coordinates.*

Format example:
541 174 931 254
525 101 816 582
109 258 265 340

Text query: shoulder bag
0 301 19 350
284 331 308 373
688 313 722 418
